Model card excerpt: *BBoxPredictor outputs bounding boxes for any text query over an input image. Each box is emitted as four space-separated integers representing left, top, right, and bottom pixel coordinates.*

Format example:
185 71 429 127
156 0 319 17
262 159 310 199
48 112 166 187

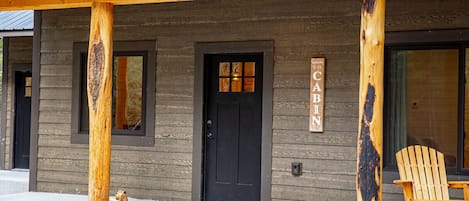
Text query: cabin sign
309 58 325 132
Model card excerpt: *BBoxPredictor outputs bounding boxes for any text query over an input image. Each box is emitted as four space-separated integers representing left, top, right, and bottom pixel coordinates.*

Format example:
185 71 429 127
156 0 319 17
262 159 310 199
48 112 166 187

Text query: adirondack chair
394 145 469 201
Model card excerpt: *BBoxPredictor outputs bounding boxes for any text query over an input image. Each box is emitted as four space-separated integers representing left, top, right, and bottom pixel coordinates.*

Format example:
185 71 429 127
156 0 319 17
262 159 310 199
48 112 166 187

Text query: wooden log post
356 0 386 201
87 2 114 201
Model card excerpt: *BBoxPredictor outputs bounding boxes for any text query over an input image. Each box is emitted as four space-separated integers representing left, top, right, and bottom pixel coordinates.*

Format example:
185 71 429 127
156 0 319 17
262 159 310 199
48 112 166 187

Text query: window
218 61 256 93
71 41 156 146
384 44 469 173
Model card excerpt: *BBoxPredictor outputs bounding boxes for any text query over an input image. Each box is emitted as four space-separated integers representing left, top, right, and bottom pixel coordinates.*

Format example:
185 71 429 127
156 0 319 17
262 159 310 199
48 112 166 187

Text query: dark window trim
71 40 156 146
383 29 469 183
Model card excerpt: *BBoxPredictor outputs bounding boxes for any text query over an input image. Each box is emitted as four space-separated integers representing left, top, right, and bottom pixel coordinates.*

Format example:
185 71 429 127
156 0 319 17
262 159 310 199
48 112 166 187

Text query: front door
14 71 32 169
204 53 263 201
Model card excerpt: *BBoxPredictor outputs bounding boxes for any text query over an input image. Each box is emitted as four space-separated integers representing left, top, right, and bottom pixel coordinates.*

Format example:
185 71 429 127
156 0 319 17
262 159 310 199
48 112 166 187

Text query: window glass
113 56 143 131
244 62 255 76
218 61 256 93
465 49 469 168
219 78 230 92
219 62 230 77
386 49 459 168
80 54 145 134
231 77 242 92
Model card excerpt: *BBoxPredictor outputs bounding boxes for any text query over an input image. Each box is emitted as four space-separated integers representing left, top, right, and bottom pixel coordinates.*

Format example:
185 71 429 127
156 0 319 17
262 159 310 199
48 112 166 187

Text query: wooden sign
309 58 325 132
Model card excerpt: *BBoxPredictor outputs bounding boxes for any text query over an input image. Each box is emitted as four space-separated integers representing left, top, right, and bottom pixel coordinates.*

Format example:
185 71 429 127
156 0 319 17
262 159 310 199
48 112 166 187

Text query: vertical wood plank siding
35 0 469 200
4 37 33 169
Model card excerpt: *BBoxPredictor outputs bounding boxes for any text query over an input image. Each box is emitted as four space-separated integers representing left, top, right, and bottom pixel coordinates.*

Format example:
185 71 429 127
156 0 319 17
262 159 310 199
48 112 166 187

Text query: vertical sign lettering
310 58 325 132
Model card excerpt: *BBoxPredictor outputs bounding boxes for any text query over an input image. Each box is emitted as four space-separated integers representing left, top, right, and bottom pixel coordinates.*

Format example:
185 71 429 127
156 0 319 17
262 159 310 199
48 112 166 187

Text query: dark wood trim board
29 10 41 191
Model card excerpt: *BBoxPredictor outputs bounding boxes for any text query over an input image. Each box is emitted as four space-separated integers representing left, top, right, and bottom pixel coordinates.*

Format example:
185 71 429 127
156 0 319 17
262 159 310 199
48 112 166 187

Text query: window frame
71 41 156 146
384 30 469 175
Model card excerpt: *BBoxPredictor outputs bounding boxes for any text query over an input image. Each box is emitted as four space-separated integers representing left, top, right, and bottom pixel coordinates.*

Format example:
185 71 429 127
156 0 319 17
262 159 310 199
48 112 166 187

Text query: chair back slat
395 145 450 200
429 148 444 200
421 146 436 200
437 151 449 199
408 146 424 199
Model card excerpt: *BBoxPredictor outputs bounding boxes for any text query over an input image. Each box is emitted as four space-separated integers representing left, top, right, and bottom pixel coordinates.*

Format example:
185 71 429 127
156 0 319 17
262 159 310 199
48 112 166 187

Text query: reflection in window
113 56 143 131
80 53 145 134
385 49 459 168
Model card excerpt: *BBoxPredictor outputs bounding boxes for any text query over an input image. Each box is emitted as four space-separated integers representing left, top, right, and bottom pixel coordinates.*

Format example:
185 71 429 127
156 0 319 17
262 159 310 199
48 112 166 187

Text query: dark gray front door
14 71 32 169
204 53 263 201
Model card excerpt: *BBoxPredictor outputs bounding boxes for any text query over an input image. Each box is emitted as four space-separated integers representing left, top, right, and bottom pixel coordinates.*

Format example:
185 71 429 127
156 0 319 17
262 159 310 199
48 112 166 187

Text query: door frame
8 64 32 169
12 70 32 169
192 41 274 201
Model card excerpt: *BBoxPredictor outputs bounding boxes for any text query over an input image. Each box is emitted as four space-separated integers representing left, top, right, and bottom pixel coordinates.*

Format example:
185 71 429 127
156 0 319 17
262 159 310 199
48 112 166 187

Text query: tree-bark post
356 0 386 201
87 2 114 201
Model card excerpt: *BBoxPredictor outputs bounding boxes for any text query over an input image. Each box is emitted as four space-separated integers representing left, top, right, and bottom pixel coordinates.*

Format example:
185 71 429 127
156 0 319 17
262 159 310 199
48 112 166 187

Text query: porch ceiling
0 0 190 11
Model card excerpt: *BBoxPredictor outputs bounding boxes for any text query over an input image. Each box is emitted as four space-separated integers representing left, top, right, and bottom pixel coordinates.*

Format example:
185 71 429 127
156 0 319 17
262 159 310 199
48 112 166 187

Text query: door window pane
219 62 230 77
386 49 459 168
218 61 256 93
244 78 255 92
231 77 242 92
244 62 255 76
232 62 242 77
219 78 230 92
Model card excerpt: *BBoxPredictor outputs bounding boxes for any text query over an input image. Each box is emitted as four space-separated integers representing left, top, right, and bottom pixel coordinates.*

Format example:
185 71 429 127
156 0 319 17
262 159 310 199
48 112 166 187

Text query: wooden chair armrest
394 180 413 187
448 181 469 201
448 181 469 189
394 180 414 201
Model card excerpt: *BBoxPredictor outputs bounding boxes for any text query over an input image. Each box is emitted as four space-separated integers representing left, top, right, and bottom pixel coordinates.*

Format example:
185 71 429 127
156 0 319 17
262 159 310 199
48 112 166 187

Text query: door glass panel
25 77 32 97
112 56 143 131
25 77 32 87
219 62 230 77
244 62 255 76
219 78 230 92
232 62 242 77
231 78 242 92
244 78 255 92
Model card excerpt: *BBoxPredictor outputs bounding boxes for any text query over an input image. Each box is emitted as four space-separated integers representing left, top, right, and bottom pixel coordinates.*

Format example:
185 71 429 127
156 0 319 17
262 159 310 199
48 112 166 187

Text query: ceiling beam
0 0 190 11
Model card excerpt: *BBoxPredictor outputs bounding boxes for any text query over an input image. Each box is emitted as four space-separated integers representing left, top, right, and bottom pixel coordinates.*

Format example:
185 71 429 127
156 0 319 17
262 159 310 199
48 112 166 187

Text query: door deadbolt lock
207 132 214 139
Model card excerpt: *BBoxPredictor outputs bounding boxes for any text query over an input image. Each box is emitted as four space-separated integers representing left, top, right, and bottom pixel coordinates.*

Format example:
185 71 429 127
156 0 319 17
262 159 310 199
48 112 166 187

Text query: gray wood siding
36 0 469 200
4 36 33 169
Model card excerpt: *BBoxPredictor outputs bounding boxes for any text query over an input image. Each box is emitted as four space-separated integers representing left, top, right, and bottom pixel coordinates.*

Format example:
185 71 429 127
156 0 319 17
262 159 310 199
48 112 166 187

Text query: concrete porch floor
0 169 29 195
0 170 154 201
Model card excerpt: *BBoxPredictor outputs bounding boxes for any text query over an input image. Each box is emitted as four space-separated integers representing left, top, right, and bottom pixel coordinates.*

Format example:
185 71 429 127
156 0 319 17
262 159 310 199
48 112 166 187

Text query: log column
356 0 386 201
87 3 114 201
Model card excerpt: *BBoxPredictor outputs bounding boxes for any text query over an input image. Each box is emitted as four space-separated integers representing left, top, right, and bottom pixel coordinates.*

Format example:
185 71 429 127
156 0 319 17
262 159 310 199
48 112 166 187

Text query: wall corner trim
29 10 42 192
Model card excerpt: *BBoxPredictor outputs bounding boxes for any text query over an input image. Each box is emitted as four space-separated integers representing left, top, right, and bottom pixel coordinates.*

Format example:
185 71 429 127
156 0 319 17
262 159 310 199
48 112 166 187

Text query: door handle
207 132 214 139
